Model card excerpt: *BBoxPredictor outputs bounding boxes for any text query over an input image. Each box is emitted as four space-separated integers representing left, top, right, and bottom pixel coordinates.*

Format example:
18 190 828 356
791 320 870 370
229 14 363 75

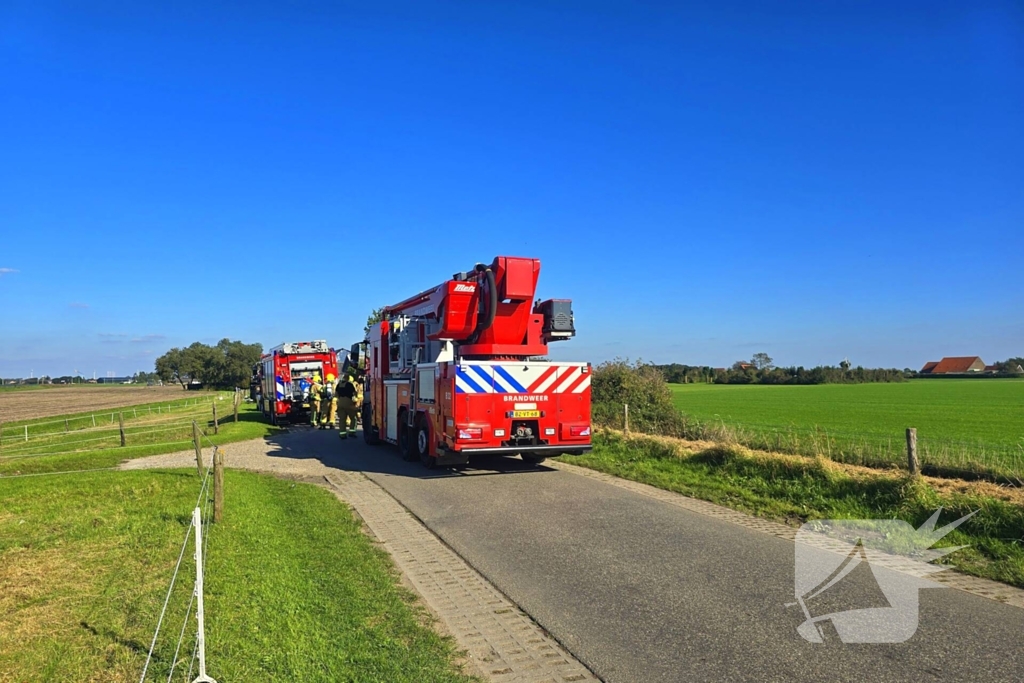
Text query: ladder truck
346 256 591 468
260 340 339 425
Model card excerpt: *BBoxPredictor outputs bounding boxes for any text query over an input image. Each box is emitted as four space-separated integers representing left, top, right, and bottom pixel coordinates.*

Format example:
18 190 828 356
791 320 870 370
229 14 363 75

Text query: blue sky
1 1 1021 378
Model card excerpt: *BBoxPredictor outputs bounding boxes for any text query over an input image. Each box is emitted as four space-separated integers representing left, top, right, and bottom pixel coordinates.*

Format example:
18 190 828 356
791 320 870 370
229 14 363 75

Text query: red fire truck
260 340 339 425
348 256 590 468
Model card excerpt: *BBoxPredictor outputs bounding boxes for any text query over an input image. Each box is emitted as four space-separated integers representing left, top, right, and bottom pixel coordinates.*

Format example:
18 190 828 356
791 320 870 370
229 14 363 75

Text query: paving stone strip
549 460 1024 609
322 469 599 683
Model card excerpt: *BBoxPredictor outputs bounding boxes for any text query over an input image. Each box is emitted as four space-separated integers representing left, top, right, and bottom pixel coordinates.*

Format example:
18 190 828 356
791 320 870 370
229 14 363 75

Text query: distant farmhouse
920 357 986 375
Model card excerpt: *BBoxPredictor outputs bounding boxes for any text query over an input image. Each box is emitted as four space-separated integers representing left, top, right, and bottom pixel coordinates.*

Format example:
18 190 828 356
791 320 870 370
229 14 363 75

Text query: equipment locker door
386 384 399 441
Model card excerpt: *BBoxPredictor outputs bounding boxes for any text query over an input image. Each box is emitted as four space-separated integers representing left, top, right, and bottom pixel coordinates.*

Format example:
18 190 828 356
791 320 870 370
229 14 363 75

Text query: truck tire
416 422 435 469
398 411 417 461
362 404 380 445
521 453 546 466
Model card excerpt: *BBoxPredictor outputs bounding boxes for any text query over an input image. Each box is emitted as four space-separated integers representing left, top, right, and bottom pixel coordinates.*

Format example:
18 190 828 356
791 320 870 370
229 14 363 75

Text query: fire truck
260 340 340 425
347 256 591 468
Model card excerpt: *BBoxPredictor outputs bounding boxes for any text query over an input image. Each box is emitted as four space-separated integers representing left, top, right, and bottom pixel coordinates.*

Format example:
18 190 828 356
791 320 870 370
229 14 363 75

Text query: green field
668 380 1024 477
0 469 474 682
0 400 281 476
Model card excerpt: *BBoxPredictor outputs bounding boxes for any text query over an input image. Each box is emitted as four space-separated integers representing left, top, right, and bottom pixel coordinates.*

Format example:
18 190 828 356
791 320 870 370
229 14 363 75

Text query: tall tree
364 307 385 335
751 353 774 371
155 347 189 388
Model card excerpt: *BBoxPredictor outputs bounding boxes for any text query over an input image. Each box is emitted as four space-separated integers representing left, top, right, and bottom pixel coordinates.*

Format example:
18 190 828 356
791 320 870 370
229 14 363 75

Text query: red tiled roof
930 356 984 374
920 361 939 373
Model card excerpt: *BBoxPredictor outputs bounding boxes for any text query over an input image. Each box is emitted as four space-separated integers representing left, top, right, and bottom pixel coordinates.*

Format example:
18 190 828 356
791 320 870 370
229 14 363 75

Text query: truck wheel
416 423 435 469
362 404 380 445
398 412 416 461
521 453 546 466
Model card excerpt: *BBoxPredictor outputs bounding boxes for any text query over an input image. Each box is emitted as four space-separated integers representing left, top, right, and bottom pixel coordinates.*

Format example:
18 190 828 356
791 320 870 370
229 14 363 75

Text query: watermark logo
789 509 975 643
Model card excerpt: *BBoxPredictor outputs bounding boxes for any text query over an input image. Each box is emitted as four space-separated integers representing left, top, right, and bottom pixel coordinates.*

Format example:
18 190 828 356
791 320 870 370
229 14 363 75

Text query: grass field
0 385 188 422
0 400 281 476
0 469 475 682
668 380 1024 478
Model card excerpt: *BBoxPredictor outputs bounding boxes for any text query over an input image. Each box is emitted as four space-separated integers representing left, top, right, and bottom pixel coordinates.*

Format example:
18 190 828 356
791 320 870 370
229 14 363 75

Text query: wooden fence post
0 420 4 455
906 428 919 476
213 448 224 523
212 403 219 435
65 418 69 433
192 421 203 475
624 404 629 433
92 414 96 427
24 425 28 442
119 412 126 447
233 389 239 423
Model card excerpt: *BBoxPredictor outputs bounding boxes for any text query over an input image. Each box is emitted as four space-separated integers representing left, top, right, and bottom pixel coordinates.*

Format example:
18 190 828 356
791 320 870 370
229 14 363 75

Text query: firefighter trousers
321 398 336 427
337 397 359 437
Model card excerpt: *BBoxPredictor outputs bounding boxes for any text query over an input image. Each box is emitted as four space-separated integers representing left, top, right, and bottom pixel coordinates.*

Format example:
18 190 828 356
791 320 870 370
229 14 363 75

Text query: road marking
323 470 600 683
550 460 1024 610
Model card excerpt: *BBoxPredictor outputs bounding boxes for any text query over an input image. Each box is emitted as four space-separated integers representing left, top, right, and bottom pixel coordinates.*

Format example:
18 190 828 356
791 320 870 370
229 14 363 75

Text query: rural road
138 428 1024 682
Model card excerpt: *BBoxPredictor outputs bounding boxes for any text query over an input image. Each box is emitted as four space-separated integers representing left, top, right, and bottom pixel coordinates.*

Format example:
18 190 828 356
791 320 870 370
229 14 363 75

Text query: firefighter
336 373 359 439
308 374 323 427
320 373 337 429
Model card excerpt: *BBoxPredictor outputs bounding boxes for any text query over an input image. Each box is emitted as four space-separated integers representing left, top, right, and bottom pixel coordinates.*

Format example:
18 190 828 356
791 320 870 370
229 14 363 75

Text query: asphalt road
269 429 1023 683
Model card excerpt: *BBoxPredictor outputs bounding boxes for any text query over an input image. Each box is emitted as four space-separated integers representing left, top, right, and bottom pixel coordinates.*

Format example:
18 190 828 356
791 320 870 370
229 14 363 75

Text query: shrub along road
142 428 1024 683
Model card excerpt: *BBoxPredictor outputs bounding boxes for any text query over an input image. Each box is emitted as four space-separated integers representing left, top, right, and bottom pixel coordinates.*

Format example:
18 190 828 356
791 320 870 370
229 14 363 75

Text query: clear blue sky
1 1 1021 378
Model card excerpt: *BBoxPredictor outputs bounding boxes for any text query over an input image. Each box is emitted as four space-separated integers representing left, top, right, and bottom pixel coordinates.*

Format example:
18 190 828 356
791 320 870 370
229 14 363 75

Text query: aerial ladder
345 256 591 468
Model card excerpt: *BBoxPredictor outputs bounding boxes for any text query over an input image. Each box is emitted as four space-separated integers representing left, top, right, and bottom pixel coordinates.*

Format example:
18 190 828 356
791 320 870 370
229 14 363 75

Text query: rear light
569 426 591 437
458 428 482 440
544 428 555 436
494 429 506 437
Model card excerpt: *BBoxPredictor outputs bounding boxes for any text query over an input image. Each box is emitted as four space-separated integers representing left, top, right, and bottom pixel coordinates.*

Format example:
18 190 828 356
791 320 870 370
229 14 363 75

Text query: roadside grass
0 468 477 682
667 380 1024 480
558 431 1024 588
0 402 282 476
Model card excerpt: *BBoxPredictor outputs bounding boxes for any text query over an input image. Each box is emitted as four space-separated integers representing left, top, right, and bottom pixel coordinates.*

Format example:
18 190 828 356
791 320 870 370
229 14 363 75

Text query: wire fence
0 395 230 461
138 426 221 682
0 394 220 443
605 405 1024 482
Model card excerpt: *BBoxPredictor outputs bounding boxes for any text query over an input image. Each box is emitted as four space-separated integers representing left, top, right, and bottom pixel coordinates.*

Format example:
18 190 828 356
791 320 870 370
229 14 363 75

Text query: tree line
656 352 1024 385
656 353 908 385
155 339 263 389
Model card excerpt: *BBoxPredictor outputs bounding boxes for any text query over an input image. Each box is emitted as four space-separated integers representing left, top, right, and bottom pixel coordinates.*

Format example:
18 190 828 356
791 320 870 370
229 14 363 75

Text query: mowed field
670 380 1024 474
0 385 186 423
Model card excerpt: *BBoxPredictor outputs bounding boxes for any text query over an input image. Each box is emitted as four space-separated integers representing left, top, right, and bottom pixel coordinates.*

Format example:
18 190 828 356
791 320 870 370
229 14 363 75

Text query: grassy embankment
0 468 476 682
668 380 1024 479
558 430 1024 588
0 398 280 476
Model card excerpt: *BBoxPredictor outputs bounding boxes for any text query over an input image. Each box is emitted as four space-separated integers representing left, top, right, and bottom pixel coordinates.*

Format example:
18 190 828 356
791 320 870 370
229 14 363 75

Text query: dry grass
609 427 1024 506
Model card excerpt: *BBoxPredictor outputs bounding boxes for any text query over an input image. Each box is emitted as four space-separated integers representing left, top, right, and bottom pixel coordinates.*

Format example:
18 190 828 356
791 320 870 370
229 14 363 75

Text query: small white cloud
69 302 90 309
130 334 166 343
0 268 18 276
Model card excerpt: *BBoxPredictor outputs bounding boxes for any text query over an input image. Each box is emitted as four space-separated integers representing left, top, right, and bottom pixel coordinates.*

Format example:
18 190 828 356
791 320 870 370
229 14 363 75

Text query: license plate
512 410 541 418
